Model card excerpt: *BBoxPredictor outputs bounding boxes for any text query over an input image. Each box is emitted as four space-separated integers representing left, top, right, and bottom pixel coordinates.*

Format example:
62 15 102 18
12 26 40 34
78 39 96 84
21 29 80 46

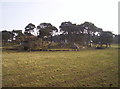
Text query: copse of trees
1 21 118 51
59 21 114 48
21 23 58 50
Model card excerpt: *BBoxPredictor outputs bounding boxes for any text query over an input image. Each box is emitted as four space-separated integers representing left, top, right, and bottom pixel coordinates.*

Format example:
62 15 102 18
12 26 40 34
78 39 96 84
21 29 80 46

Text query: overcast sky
0 0 119 34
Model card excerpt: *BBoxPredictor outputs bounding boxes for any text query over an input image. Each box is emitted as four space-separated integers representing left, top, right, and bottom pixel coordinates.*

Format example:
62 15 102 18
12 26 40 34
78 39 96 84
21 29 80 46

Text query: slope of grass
2 48 118 87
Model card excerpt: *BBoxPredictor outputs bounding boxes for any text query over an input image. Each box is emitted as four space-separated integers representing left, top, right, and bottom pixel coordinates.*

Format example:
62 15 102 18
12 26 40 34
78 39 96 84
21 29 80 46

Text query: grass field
2 47 119 87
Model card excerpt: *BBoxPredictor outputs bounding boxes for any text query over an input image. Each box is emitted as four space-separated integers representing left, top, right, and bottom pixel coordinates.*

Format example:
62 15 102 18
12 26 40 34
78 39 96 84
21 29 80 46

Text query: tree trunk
50 35 52 42
106 43 108 48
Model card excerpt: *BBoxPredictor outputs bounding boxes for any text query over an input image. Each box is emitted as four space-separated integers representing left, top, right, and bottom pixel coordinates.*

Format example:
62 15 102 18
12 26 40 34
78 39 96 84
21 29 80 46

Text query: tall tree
112 34 120 44
99 31 113 47
24 23 36 36
80 22 99 47
12 30 24 44
37 23 58 42
59 21 79 43
2 30 14 44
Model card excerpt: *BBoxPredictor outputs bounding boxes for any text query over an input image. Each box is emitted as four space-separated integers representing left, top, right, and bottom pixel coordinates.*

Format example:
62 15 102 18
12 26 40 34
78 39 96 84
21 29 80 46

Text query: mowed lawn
2 48 118 87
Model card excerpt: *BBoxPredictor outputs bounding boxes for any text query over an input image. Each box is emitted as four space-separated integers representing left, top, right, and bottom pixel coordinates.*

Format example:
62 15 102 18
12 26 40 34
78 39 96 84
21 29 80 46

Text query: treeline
1 21 119 50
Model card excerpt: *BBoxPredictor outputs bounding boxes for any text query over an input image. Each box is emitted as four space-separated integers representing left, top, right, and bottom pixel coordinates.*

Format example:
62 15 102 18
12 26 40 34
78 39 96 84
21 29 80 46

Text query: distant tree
19 23 36 51
112 34 120 44
99 31 113 48
92 28 103 45
37 23 58 42
12 30 24 44
24 23 36 35
2 30 14 44
80 22 100 47
59 21 79 43
59 21 75 34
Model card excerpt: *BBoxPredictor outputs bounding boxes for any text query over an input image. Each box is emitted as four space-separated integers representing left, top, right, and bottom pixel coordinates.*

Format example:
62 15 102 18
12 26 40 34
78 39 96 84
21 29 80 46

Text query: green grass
2 48 118 87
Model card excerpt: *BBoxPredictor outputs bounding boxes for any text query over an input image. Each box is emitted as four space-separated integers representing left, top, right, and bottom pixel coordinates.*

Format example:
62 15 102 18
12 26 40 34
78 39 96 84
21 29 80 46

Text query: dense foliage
1 21 119 50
